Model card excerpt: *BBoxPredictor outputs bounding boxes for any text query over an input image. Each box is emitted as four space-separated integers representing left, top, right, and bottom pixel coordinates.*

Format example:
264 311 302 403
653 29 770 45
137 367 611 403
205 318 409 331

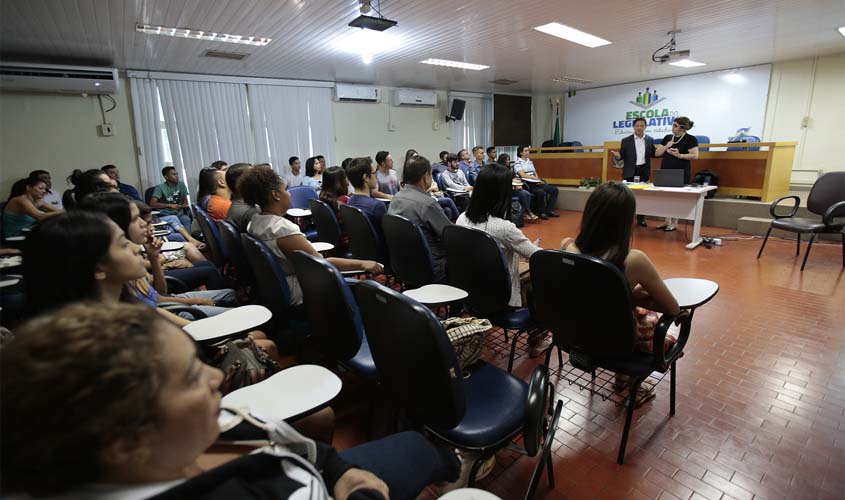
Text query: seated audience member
467 146 485 185
151 166 193 228
560 181 680 400
3 177 62 237
62 168 114 208
196 167 218 211
207 169 233 221
499 153 537 221
242 166 383 307
514 145 560 219
457 149 473 179
136 201 205 263
375 151 399 196
27 169 63 209
403 149 459 222
485 146 497 165
0 302 460 500
341 157 353 171
79 193 239 318
284 156 305 188
388 156 453 283
431 150 449 175
456 165 550 357
101 164 142 200
226 163 260 232
441 154 472 213
347 157 388 233
319 166 350 214
302 156 323 190
211 159 228 170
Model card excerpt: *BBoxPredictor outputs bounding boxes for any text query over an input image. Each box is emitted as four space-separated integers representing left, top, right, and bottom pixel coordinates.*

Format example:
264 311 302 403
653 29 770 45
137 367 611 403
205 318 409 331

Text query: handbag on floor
440 317 492 369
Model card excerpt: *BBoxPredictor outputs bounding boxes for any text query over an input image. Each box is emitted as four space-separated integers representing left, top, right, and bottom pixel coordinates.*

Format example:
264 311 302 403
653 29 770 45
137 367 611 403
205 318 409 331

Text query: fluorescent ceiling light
136 24 271 46
839 27 845 37
533 22 611 48
669 59 706 68
420 59 489 70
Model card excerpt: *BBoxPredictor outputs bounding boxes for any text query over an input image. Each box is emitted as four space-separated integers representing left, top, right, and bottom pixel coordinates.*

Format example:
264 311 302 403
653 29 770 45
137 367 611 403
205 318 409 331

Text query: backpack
693 169 719 199
511 198 525 228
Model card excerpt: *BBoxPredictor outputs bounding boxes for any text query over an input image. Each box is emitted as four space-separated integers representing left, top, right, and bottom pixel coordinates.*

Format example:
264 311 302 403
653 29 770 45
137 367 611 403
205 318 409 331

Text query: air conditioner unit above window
392 88 437 107
0 63 118 95
334 84 381 102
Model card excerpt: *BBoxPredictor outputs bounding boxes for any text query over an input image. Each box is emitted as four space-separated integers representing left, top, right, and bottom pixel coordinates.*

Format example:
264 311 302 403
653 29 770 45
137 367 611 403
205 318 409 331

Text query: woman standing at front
654 116 699 231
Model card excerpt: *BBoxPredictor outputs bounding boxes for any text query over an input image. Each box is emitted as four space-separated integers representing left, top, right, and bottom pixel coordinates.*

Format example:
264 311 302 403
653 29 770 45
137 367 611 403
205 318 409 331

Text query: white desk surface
287 208 312 217
0 278 20 289
161 242 185 252
311 241 335 253
221 365 342 421
521 177 542 183
403 284 468 305
0 256 22 269
439 488 502 500
664 278 719 309
183 304 273 342
151 210 161 215
447 187 471 194
634 184 718 194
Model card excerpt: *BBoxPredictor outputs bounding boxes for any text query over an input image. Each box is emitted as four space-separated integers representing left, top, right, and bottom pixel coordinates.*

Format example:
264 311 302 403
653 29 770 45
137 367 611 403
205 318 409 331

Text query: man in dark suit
611 117 656 226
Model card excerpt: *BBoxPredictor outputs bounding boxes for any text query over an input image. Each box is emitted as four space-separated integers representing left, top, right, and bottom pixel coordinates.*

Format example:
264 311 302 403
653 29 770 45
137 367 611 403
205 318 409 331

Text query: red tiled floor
332 211 845 500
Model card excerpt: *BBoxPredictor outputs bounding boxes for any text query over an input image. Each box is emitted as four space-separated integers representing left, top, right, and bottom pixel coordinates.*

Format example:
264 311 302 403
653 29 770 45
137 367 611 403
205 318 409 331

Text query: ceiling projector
349 0 397 31
652 30 691 64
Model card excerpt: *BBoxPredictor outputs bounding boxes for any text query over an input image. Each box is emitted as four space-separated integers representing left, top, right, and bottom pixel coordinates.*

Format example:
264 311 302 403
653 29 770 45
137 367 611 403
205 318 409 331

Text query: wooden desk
531 142 796 202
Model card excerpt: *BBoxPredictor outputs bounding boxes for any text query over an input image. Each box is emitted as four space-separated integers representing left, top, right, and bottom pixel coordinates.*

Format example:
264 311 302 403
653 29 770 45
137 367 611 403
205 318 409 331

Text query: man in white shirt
28 170 62 209
610 117 656 226
514 146 559 219
283 156 305 188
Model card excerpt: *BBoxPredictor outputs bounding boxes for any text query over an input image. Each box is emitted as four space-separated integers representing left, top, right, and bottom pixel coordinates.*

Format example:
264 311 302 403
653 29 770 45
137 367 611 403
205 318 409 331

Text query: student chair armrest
652 309 691 369
159 304 208 319
769 195 800 219
823 200 845 226
164 275 190 295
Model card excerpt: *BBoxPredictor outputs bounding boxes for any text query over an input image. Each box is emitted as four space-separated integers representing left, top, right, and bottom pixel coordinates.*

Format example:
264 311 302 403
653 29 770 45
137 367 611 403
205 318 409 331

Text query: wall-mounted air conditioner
0 63 118 95
392 88 437 107
334 83 381 102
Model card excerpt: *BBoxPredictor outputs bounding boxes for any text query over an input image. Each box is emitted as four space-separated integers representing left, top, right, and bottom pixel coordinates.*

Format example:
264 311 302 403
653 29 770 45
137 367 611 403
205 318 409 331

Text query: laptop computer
653 169 685 187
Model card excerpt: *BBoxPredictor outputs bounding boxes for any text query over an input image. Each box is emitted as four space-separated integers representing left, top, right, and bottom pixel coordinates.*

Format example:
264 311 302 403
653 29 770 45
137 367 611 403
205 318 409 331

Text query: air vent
203 50 249 60
552 76 593 85
490 79 518 85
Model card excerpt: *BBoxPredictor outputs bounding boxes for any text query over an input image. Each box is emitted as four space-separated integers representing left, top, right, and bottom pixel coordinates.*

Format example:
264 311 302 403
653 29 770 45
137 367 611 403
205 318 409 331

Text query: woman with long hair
3 176 62 237
302 156 324 191
196 167 219 211
560 182 680 400
654 116 699 231
318 166 350 213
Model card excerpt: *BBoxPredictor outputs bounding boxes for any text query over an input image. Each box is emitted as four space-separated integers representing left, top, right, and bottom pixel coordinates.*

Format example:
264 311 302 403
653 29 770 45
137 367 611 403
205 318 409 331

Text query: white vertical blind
449 94 493 153
248 85 335 176
128 78 168 192
156 80 253 194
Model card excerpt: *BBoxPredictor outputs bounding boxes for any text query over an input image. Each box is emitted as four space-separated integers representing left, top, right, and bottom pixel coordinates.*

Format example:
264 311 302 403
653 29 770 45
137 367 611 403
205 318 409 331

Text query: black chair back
443 225 511 315
290 251 364 361
144 186 155 204
381 214 434 289
289 186 318 209
807 172 845 218
193 205 226 267
339 204 383 262
353 279 465 428
216 220 255 287
529 250 637 359
240 234 294 323
308 199 343 245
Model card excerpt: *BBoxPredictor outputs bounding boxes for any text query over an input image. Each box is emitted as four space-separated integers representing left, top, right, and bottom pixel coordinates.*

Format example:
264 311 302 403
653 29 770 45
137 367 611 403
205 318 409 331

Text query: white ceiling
1 0 844 93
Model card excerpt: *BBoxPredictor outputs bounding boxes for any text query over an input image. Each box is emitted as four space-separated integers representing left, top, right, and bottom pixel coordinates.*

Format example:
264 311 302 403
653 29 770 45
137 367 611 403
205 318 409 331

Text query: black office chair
339 204 391 281
308 199 351 257
193 205 227 269
353 279 561 496
290 251 376 379
240 234 309 342
529 250 691 464
216 220 256 289
144 186 155 204
443 225 544 372
757 172 845 271
381 214 435 290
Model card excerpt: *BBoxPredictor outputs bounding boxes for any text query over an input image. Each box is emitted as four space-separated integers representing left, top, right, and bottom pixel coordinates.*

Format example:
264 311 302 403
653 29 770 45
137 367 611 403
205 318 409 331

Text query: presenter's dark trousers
625 164 650 224
528 184 559 215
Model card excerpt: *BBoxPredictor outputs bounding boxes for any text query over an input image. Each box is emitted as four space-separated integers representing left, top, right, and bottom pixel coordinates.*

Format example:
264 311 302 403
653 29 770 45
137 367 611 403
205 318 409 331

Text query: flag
553 101 561 145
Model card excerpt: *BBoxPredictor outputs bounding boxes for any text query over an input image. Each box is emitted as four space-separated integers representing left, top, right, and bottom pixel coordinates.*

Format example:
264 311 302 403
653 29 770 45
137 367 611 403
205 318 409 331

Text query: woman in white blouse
456 164 550 357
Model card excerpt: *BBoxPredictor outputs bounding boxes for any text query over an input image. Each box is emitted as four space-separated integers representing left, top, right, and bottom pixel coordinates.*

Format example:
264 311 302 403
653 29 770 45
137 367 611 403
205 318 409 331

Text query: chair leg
546 449 555 488
800 234 816 271
502 327 509 342
841 232 844 267
796 233 801 256
670 361 677 416
507 330 522 373
757 227 772 258
617 379 640 465
557 346 563 368
544 344 553 368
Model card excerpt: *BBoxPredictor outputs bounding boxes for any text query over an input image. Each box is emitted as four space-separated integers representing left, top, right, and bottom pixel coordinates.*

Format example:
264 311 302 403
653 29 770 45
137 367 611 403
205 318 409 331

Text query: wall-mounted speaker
446 98 466 122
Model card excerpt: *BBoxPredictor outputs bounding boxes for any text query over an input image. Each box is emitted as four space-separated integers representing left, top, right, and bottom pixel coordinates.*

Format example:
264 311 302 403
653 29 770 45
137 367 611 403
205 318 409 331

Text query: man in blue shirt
101 165 141 201
347 156 388 235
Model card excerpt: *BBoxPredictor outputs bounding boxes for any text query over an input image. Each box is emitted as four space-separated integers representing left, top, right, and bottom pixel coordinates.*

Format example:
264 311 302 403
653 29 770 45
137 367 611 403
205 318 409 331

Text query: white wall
333 87 451 180
762 53 845 184
0 76 140 199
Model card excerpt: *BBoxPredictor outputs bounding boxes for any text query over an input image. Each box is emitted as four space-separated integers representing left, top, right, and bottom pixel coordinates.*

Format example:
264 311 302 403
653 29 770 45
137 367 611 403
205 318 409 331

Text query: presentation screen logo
612 86 678 134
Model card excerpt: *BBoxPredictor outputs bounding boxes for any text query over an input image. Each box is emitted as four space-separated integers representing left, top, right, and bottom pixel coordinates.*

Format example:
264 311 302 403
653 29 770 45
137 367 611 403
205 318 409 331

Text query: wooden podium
531 142 797 202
